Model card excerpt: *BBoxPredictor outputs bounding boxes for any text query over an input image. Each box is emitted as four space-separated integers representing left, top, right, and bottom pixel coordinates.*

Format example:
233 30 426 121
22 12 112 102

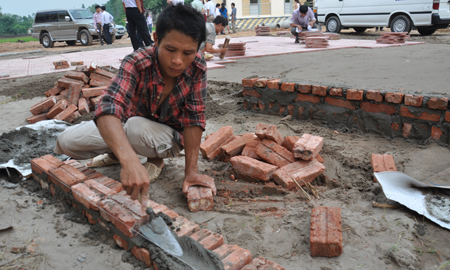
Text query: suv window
47 11 58 22
35 12 46 23
35 11 58 23
58 11 70 22
69 9 93 20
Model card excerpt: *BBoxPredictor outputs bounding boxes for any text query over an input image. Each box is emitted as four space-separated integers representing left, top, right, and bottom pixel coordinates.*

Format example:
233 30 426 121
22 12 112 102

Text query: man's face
300 12 306 17
154 30 198 79
96 7 101 13
214 24 224 34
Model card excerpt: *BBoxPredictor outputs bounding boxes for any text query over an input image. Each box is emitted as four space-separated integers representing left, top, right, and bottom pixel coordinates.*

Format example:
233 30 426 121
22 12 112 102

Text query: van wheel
417 28 436 36
66 41 76 46
80 29 93 46
353 27 367 33
326 16 341 33
390 15 411 33
41 33 54 48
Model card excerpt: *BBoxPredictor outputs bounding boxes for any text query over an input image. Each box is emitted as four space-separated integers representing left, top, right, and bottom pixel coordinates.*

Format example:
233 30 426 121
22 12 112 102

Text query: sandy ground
1 34 450 270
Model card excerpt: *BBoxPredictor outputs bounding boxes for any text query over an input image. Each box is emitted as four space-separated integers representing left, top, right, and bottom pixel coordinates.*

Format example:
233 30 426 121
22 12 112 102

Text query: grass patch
0 36 38 44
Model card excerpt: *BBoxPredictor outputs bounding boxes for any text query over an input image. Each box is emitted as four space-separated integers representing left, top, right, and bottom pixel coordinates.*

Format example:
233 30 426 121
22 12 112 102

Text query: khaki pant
231 20 237 33
54 117 181 160
207 15 215 23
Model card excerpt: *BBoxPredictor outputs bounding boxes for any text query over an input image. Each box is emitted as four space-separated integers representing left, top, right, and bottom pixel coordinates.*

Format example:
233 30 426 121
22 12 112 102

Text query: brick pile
30 154 285 269
305 37 329 48
242 76 450 143
376 32 409 44
52 61 85 70
255 26 271 36
25 63 115 124
298 31 324 43
200 123 326 190
220 42 247 57
323 32 341 40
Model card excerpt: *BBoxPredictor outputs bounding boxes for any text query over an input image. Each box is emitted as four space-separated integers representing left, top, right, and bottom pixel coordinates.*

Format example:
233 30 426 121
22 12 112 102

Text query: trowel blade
139 216 183 257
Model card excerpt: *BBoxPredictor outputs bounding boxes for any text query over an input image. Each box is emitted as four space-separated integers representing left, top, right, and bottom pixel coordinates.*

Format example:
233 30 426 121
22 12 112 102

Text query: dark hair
156 4 206 50
231 3 235 7
101 5 106 11
95 5 101 9
213 15 227 26
299 5 308 14
216 3 220 7
295 0 300 3
220 3 225 12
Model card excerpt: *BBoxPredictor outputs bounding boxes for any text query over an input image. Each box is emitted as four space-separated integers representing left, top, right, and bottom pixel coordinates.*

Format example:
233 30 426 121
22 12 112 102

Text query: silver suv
32 8 116 48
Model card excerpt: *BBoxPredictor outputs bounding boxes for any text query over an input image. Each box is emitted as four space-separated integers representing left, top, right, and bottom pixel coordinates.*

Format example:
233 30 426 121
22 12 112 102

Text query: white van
315 0 450 35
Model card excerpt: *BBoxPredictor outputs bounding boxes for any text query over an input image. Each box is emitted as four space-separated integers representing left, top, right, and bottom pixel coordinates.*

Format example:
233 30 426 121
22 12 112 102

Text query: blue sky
1 0 105 17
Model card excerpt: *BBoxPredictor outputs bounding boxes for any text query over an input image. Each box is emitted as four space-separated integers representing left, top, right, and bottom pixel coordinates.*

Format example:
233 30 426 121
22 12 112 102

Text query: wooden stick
372 201 399 209
219 36 231 59
292 177 310 200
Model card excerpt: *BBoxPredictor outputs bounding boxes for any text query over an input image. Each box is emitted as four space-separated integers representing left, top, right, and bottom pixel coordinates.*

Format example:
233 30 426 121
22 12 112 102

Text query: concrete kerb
242 77 450 143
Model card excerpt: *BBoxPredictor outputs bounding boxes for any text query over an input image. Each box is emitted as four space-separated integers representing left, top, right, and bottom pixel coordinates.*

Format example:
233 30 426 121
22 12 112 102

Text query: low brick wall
242 77 450 143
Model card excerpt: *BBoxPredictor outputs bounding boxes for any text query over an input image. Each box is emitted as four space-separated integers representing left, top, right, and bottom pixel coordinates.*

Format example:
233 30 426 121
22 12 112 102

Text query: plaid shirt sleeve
181 67 207 130
94 55 140 123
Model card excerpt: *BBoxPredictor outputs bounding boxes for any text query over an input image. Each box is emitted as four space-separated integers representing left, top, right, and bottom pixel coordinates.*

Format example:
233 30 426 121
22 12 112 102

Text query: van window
58 11 70 22
47 11 58 22
35 12 46 23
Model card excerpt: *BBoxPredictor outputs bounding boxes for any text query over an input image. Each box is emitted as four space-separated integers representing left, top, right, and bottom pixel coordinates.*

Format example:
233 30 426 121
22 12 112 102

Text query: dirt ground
1 32 450 270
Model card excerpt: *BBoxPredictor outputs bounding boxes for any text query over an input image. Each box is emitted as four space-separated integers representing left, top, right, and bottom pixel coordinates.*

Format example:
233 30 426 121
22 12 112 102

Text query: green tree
82 4 86 8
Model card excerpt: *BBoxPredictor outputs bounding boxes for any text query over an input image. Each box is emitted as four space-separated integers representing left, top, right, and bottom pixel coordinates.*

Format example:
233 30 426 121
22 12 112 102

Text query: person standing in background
205 0 215 23
93 5 104 46
219 3 230 34
101 6 114 45
145 11 153 34
293 0 300 10
215 3 221 18
230 2 237 33
122 0 154 51
191 0 204 13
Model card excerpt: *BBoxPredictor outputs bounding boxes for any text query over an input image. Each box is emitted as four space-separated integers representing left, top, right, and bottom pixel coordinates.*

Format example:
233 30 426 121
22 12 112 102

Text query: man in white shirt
101 6 114 45
215 3 221 18
122 0 154 50
93 5 104 46
205 0 215 23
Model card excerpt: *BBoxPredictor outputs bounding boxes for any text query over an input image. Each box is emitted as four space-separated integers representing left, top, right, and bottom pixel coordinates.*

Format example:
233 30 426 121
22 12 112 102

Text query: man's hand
182 171 217 195
220 48 227 54
120 160 150 203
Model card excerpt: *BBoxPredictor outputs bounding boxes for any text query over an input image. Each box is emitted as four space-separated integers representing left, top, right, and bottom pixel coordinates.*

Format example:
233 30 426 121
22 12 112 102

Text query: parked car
32 8 116 48
315 0 450 35
114 24 127 39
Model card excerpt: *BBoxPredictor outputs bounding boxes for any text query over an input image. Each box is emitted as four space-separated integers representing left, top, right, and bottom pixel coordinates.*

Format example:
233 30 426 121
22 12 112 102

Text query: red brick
94 68 115 79
47 99 68 119
98 195 149 238
371 154 397 176
75 65 88 72
311 85 327 96
45 86 64 97
385 92 404 104
113 234 129 250
242 138 261 159
90 73 112 86
82 86 107 98
65 71 89 84
221 133 256 161
243 89 262 98
190 229 224 250
131 247 152 267
30 96 57 115
65 111 81 123
71 61 84 66
48 164 88 193
316 154 325 163
258 101 266 110
255 124 284 145
90 96 102 107
26 113 48 124
427 97 448 110
267 79 280 89
214 244 252 270
241 257 285 270
287 104 294 115
399 106 440 122
324 97 355 110
201 126 234 160
273 159 325 190
329 88 343 97
281 82 295 92
366 90 383 102
346 89 363 101
242 78 258 88
282 135 300 152
57 77 84 89
254 78 268 88
404 95 423 107
84 179 117 197
161 208 179 219
187 186 214 212
403 123 412 138
445 111 450 122
92 176 123 193
391 122 400 131
230 156 278 182
298 83 312 94
67 82 83 106
255 139 295 167
53 60 69 68
310 207 343 257
72 183 102 210
31 155 64 188
153 204 168 214
295 94 320 104
78 97 90 115
360 102 396 115
293 134 324 161
278 106 286 115
172 216 201 237
431 126 443 140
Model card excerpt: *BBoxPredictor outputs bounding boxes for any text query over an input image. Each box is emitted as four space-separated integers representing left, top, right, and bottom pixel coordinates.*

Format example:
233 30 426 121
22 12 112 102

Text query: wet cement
425 194 450 223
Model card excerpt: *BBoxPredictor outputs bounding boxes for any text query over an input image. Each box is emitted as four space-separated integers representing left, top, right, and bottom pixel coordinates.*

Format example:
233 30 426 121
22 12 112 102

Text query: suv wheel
353 27 367 33
417 28 436 36
66 41 77 46
80 29 93 46
41 33 54 48
390 15 411 33
326 16 341 33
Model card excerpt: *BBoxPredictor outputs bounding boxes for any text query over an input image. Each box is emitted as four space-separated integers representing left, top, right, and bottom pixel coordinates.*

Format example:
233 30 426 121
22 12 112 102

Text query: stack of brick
370 154 397 182
25 63 116 124
376 32 409 44
30 154 285 269
53 60 70 70
221 42 247 57
323 32 341 40
200 122 326 190
305 37 329 48
298 31 324 43
255 26 271 36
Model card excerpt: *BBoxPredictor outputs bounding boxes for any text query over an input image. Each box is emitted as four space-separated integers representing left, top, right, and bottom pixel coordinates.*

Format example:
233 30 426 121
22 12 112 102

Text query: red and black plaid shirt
94 46 207 146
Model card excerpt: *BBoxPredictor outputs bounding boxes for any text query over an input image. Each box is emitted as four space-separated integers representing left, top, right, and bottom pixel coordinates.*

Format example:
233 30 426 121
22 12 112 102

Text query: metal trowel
139 208 183 257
